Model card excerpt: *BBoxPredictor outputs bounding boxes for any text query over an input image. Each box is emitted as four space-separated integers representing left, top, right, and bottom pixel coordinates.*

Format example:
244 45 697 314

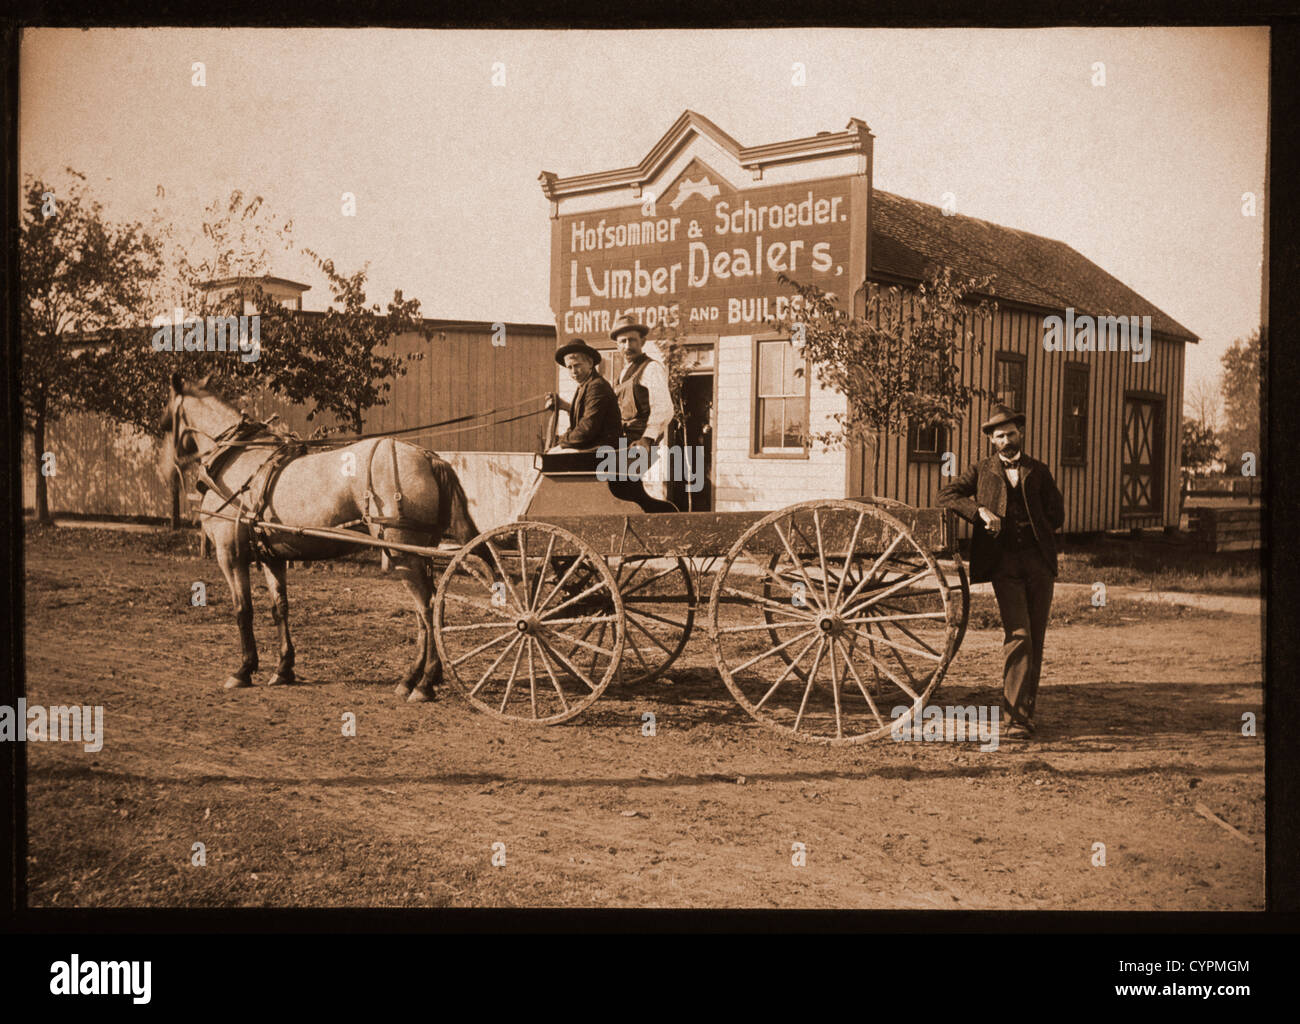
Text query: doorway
669 373 714 511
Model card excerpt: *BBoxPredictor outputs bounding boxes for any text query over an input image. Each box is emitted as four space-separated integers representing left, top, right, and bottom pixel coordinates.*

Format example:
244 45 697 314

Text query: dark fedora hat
554 337 602 367
981 403 1026 434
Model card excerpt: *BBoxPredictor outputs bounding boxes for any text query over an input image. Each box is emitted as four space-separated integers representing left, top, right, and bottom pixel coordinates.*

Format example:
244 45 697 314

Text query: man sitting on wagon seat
545 338 622 451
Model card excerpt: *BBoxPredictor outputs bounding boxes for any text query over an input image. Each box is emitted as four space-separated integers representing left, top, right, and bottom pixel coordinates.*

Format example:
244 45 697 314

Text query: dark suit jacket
938 454 1065 583
558 372 622 449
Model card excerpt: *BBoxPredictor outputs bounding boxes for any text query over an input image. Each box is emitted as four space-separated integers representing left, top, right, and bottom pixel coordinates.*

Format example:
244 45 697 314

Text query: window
907 418 949 463
995 352 1026 412
1062 363 1089 464
753 338 809 454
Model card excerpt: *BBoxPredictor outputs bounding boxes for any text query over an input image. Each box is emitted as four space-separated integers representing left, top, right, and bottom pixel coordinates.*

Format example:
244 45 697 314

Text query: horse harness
172 396 429 567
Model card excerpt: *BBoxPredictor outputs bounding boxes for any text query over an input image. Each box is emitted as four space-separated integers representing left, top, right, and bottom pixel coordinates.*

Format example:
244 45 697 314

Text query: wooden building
540 111 1198 531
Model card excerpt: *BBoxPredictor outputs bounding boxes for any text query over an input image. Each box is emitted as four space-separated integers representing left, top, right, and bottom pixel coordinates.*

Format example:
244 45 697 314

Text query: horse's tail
426 456 482 546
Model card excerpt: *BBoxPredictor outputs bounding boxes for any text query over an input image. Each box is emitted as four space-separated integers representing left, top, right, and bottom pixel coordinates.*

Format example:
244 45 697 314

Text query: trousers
989 543 1055 724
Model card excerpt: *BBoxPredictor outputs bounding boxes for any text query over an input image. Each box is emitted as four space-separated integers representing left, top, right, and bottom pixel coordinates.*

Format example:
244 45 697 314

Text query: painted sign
552 159 857 338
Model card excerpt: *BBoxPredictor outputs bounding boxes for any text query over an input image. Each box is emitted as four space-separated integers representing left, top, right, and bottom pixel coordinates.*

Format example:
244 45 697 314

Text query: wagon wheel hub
816 611 844 636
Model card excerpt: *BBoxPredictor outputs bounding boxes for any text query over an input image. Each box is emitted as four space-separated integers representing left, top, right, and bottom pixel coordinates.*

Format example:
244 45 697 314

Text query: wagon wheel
433 522 625 725
762 532 972 681
612 556 695 685
543 555 695 686
709 499 961 745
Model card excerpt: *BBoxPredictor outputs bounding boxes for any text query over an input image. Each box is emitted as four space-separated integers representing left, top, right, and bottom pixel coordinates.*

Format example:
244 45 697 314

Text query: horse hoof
223 676 253 690
394 681 415 698
267 673 296 686
407 686 437 704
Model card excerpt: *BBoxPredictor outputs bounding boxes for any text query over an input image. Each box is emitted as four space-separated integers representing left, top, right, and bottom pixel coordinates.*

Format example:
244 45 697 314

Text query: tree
1184 374 1221 434
252 251 431 435
20 170 163 522
768 265 996 489
1181 419 1221 477
1219 328 1263 474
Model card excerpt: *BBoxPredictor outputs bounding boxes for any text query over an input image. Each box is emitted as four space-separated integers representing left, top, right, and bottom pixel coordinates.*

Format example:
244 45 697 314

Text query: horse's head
155 372 212 484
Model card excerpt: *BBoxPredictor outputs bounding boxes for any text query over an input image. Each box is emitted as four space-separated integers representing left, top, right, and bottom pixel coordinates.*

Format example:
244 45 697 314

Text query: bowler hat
609 314 649 340
554 338 603 367
981 403 1026 434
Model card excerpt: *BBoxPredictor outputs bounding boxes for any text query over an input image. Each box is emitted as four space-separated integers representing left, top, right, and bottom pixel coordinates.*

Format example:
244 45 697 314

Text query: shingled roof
870 189 1198 343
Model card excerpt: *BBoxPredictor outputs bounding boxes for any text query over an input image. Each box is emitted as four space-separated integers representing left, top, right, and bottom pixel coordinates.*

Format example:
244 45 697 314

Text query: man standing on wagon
938 404 1065 739
609 314 674 501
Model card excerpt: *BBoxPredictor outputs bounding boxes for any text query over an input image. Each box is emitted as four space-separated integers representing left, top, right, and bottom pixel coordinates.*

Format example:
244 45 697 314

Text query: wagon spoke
441 619 529 633
535 629 600 692
812 509 832 607
730 626 819 674
841 611 947 626
530 532 556 611
719 584 817 619
468 634 523 697
626 613 677 658
834 636 886 730
619 563 683 598
498 638 528 713
525 638 538 718
534 552 587 616
531 638 571 713
857 645 921 704
827 628 843 739
874 614 944 656
834 512 866 606
792 638 826 734
718 619 816 635
623 606 689 630
839 531 907 608
851 624 943 663
772 520 824 611
485 540 524 611
754 632 822 710
441 589 517 622
846 568 934 614
449 627 518 667
517 529 529 608
543 578 612 620
614 556 651 593
624 622 653 673
587 619 608 679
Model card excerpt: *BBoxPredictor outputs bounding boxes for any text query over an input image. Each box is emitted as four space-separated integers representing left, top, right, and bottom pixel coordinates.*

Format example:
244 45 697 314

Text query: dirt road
23 529 1264 908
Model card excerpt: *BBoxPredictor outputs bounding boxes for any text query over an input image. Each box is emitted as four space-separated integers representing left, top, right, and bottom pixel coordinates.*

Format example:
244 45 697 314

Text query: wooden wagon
431 444 971 745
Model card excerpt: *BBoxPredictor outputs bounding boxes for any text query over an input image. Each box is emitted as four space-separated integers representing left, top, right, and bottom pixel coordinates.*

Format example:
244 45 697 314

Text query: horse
157 372 483 702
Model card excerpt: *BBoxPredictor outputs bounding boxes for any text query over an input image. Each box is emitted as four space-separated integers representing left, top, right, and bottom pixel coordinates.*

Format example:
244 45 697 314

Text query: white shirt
621 356 673 443
999 454 1022 488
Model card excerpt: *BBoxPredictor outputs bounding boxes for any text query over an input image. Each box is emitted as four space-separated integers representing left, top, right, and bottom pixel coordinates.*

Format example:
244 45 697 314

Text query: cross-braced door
1121 395 1163 516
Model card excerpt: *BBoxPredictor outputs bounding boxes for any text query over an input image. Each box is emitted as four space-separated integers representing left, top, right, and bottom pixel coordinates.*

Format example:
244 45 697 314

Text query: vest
615 355 654 440
1001 468 1036 550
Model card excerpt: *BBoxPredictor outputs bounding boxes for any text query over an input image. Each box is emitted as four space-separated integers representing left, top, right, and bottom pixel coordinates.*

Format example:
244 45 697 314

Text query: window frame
994 351 1027 415
1061 362 1089 466
751 333 812 459
907 417 950 464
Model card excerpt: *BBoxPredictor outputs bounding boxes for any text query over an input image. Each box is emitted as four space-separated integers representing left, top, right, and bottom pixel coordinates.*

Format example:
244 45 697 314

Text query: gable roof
870 189 1197 342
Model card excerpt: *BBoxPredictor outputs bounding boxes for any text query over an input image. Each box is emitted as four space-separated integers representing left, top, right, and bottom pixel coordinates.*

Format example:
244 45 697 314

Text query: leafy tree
1219 328 1263 474
20 170 163 522
1181 419 1221 477
252 251 431 435
768 265 996 489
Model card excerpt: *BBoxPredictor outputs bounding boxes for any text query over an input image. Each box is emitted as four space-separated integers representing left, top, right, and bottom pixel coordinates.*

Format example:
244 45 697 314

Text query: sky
20 26 1268 403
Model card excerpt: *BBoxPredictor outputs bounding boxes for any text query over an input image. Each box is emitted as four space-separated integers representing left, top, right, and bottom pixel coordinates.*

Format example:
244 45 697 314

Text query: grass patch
966 590 1217 631
1053 535 1260 596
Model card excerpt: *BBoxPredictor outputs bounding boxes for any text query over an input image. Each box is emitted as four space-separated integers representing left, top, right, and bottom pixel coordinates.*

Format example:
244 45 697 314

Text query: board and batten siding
846 295 1187 533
